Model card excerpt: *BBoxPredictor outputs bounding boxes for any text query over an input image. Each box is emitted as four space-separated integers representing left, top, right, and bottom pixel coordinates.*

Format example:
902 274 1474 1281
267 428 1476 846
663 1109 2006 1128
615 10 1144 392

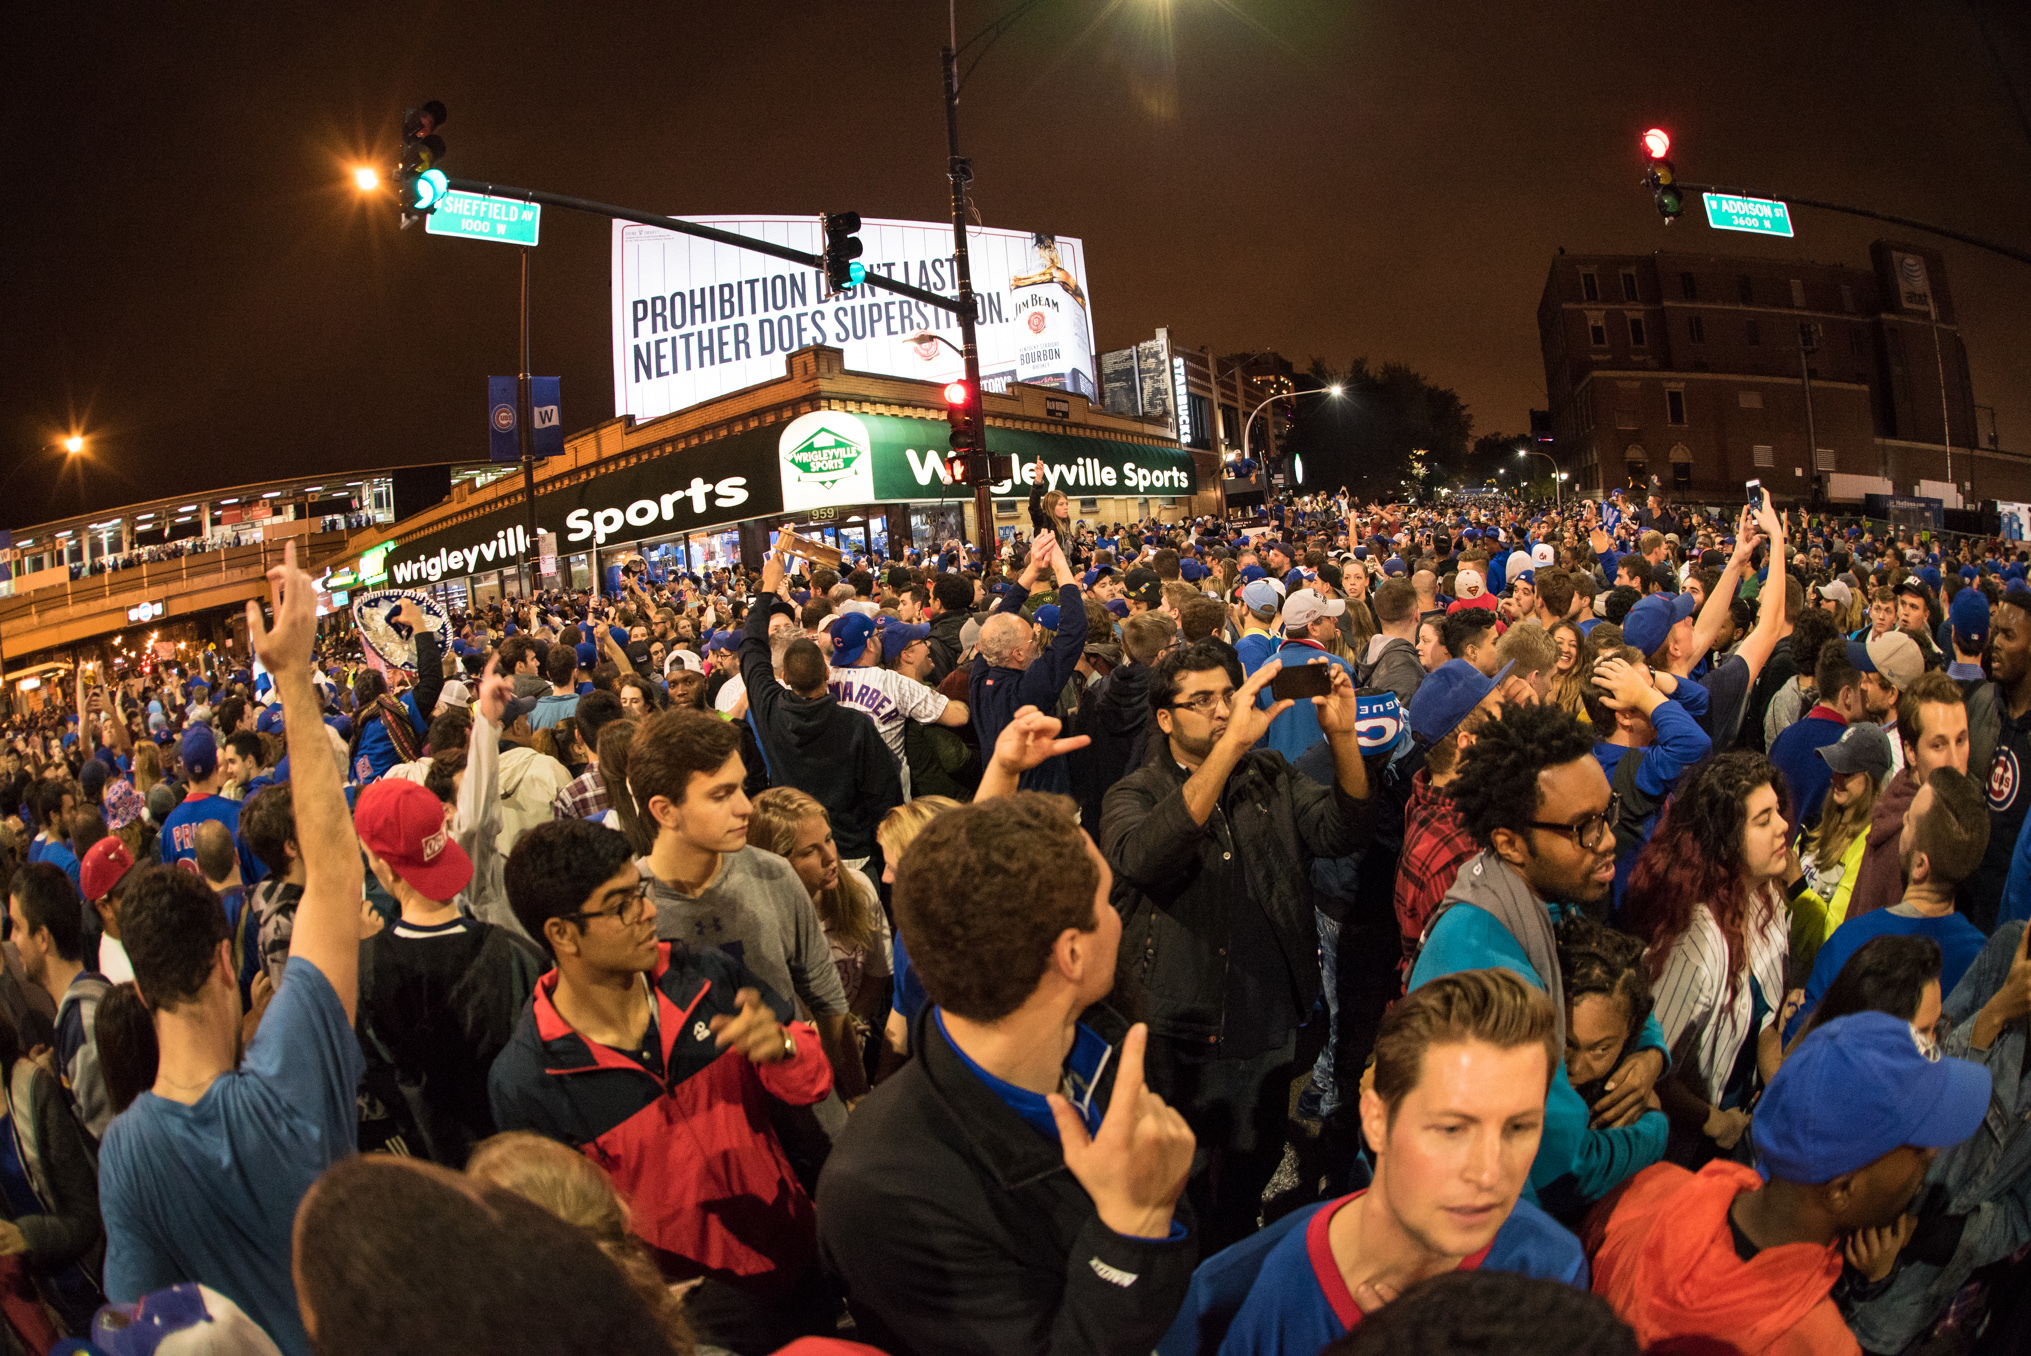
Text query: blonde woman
132 741 163 800
1548 620 1590 718
1785 722 1891 979
748 788 891 1098
467 1132 695 1355
873 795 962 1066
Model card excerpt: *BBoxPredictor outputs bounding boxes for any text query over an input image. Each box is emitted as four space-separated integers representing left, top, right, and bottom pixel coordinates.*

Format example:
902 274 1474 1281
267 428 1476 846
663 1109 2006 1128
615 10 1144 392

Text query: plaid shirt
1394 769 1479 984
552 767 610 822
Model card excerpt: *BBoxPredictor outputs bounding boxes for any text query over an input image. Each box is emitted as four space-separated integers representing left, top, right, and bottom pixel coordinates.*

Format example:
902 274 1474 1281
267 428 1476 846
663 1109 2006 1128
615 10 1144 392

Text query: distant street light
352 166 380 192
63 436 83 454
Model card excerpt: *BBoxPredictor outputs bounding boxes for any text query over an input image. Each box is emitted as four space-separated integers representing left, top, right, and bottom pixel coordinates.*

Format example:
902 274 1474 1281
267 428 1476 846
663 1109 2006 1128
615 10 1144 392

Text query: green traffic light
416 168 448 210
847 262 866 286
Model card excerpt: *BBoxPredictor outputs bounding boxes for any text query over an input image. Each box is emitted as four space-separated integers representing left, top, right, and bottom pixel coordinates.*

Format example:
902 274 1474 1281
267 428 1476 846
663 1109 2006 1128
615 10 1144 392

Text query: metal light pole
940 43 992 565
1241 385 1343 469
518 246 539 597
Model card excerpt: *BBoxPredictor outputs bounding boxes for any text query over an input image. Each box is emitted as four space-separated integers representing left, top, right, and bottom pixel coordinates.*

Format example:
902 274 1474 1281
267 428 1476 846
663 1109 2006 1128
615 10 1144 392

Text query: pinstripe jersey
1648 888 1789 1103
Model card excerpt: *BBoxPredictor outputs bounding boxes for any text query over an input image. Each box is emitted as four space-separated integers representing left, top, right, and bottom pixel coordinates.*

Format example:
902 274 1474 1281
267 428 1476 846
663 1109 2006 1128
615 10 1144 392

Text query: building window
1219 404 1240 448
1738 390 1763 409
1673 461 1692 490
1616 409 1640 430
1186 394 1213 450
1588 316 1608 347
1849 328 1865 357
1580 270 1600 301
1628 315 1647 347
1680 271 1698 301
1840 284 1856 313
1737 275 1755 305
1814 448 1836 472
1621 270 1639 301
1752 444 1775 467
1746 318 1761 346
1666 389 1686 424
1790 278 1807 308
1688 314 1706 344
1079 498 1099 512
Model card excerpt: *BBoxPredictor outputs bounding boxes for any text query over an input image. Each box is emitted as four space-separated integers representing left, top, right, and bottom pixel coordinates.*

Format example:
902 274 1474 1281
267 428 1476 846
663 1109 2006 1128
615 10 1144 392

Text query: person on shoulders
1160 969 1586 1356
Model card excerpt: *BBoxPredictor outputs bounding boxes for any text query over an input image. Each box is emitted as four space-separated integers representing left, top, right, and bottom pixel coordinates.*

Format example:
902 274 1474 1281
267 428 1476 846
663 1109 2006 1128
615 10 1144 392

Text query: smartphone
1745 478 1762 506
1270 663 1334 702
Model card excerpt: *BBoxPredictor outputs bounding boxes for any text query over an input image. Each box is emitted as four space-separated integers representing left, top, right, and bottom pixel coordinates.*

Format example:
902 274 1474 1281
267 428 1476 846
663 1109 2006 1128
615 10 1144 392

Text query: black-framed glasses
1523 793 1620 852
564 880 652 927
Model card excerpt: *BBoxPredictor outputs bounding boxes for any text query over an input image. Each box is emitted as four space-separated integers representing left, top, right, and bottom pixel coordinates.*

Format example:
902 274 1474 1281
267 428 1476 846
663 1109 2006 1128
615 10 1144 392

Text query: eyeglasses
563 880 652 927
1171 689 1236 717
1523 793 1621 852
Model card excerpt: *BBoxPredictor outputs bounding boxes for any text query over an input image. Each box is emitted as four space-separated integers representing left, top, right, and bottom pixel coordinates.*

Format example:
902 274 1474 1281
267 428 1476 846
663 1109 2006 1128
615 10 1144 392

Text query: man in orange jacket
1587 1011 1989 1355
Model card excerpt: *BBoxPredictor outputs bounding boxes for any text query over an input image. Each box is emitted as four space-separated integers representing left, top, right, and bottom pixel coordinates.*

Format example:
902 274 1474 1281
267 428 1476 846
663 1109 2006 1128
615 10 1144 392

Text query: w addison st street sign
1702 192 1795 238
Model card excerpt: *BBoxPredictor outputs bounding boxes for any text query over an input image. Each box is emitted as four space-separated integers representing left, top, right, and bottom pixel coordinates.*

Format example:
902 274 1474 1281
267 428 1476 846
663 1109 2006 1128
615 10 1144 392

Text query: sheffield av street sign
427 191 542 246
1702 193 1794 238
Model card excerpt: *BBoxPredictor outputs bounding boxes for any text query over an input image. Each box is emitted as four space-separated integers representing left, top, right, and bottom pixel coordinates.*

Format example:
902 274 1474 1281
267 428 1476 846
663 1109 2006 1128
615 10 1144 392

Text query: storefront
353 408 1196 598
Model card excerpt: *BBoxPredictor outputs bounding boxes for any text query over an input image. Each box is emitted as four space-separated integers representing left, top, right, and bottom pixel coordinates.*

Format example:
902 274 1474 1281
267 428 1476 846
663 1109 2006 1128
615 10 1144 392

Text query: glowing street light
63 436 83 454
352 166 380 192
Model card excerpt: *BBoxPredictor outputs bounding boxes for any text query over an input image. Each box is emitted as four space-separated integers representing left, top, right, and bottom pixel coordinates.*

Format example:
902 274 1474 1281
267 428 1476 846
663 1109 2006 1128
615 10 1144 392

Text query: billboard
613 216 1096 421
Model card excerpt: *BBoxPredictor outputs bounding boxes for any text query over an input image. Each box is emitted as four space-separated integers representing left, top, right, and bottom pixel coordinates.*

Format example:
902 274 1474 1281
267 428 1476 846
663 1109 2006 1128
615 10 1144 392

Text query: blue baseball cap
575 641 597 668
1753 1011 1989 1184
256 704 285 735
1240 579 1284 613
1238 564 1267 584
1033 604 1062 631
1951 588 1990 651
1408 658 1516 745
1104 599 1129 619
1621 591 1697 656
1383 559 1406 577
1355 690 1405 754
830 613 877 665
180 723 218 780
880 621 931 665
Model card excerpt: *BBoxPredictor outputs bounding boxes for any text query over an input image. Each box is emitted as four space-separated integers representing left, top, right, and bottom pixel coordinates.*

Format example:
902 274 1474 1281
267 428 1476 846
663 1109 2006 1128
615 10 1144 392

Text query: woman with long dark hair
1626 752 1792 1167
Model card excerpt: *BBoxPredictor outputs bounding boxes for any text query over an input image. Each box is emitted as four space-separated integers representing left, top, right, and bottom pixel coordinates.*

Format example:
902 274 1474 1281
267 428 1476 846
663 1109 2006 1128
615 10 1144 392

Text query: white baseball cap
1281 589 1347 631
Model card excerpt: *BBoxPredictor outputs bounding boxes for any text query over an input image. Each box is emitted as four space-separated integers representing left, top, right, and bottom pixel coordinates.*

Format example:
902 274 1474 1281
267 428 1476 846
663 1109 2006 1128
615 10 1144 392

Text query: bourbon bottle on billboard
1011 234 1095 399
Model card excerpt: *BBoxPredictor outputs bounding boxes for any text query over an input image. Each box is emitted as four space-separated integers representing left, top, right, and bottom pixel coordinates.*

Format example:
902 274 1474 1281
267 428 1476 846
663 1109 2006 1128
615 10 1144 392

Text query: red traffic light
942 380 971 406
1641 127 1671 160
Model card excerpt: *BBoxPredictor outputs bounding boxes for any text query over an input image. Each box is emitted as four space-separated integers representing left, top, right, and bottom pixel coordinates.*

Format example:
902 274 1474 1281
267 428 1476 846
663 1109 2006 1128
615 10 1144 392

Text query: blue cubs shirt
158 791 265 885
1158 1190 1586 1355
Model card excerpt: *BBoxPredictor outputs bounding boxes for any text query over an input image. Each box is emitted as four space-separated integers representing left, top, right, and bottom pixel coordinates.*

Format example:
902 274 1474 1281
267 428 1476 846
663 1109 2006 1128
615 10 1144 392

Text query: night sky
8 1 2030 530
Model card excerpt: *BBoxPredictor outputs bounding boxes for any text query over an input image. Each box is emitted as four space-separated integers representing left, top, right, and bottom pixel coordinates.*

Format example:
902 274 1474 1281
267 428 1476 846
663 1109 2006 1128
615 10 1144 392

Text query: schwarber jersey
159 790 264 886
824 665 949 795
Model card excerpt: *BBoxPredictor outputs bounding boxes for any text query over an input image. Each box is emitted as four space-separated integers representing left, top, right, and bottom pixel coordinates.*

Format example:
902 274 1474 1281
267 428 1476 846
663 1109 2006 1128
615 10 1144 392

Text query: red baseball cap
353 778 472 901
81 836 138 904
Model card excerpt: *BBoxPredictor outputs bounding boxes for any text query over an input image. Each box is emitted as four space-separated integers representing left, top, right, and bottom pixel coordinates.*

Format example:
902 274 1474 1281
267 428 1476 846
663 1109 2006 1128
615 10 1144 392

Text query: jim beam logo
777 410 875 514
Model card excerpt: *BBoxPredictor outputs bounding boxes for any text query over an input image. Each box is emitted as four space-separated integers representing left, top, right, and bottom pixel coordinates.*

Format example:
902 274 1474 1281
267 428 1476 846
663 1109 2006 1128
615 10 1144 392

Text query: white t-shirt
825 665 950 798
99 935 135 986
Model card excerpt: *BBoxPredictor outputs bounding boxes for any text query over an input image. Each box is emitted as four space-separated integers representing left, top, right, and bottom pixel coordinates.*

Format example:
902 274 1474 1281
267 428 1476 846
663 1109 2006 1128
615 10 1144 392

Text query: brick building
1537 239 2031 506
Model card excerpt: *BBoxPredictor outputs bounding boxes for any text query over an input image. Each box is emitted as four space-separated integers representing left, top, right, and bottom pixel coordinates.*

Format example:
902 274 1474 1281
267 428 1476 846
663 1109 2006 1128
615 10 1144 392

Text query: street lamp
62 436 83 454
1517 446 1561 510
352 166 380 192
1241 384 1342 473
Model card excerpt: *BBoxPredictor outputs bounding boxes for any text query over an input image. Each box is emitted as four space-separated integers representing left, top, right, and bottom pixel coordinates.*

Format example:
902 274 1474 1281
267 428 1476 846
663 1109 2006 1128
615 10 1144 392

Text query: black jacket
815 1005 1195 1356
742 594 903 859
970 582 1089 797
1070 660 1155 827
925 606 972 686
1099 739 1373 1043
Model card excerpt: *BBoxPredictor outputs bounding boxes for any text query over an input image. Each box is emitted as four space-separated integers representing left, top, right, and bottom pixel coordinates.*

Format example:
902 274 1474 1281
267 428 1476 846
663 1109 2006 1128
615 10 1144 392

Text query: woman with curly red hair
1624 752 1793 1168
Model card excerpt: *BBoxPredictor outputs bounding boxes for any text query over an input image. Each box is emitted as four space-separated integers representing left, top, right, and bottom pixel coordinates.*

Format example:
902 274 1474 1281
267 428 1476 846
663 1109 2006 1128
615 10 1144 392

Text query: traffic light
1640 126 1682 222
821 212 866 294
943 379 981 483
395 100 449 227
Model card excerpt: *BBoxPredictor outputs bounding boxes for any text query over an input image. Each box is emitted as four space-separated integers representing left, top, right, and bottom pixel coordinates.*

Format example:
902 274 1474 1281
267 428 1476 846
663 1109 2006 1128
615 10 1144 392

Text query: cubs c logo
1989 747 2021 814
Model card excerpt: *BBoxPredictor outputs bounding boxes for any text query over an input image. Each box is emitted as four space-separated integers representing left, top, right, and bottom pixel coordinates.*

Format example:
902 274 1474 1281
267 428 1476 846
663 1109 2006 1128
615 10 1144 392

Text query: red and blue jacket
487 942 831 1283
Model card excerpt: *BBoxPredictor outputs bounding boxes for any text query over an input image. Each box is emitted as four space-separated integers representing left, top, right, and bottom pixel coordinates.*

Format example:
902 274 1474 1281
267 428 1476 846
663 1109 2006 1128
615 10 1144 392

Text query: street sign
1701 192 1794 238
426 190 541 246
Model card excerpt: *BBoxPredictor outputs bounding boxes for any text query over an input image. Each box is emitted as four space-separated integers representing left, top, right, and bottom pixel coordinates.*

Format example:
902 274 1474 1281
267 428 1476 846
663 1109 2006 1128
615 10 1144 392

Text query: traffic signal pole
941 45 995 567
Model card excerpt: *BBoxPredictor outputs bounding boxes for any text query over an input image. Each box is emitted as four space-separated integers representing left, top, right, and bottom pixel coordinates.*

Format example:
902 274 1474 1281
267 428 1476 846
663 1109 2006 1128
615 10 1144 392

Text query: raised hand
1048 1024 1194 1239
1220 660 1294 750
475 656 511 727
1312 661 1362 738
246 541 315 677
710 987 793 1065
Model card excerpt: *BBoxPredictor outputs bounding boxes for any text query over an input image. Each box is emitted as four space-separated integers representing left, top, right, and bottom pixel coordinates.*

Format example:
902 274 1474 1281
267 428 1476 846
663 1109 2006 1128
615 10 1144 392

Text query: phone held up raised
1269 662 1333 703
1745 478 1762 506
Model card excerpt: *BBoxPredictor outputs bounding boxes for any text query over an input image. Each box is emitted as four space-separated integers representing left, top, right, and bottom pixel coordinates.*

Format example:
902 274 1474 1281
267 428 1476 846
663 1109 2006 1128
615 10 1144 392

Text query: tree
1281 358 1472 500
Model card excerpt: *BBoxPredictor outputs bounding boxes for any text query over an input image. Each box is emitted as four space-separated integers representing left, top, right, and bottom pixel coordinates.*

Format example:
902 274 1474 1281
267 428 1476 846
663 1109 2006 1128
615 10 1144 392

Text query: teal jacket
1409 897 1669 1211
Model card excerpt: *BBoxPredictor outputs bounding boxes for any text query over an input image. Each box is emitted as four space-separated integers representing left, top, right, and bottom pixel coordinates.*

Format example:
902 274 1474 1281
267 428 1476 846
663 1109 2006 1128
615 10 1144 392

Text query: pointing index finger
1104 1023 1150 1130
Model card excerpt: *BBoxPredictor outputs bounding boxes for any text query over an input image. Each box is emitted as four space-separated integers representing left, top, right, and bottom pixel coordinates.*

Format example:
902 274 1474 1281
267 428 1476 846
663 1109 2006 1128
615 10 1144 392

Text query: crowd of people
0 471 2027 1355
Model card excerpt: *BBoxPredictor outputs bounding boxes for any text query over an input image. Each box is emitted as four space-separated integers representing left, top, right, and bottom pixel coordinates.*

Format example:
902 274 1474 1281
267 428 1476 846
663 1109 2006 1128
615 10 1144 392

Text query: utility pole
518 246 539 598
942 43 994 567
1798 321 1821 504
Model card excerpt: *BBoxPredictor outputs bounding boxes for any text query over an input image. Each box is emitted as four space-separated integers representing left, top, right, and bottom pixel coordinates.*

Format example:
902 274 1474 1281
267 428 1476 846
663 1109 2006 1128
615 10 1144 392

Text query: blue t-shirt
935 1007 1109 1142
1158 1191 1586 1356
158 791 263 886
100 957 364 1356
35 839 80 890
1785 905 1990 1044
890 929 928 1025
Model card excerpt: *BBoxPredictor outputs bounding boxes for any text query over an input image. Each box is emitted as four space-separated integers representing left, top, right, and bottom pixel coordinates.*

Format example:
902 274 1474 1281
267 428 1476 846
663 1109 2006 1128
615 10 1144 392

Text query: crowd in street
0 471 2028 1355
